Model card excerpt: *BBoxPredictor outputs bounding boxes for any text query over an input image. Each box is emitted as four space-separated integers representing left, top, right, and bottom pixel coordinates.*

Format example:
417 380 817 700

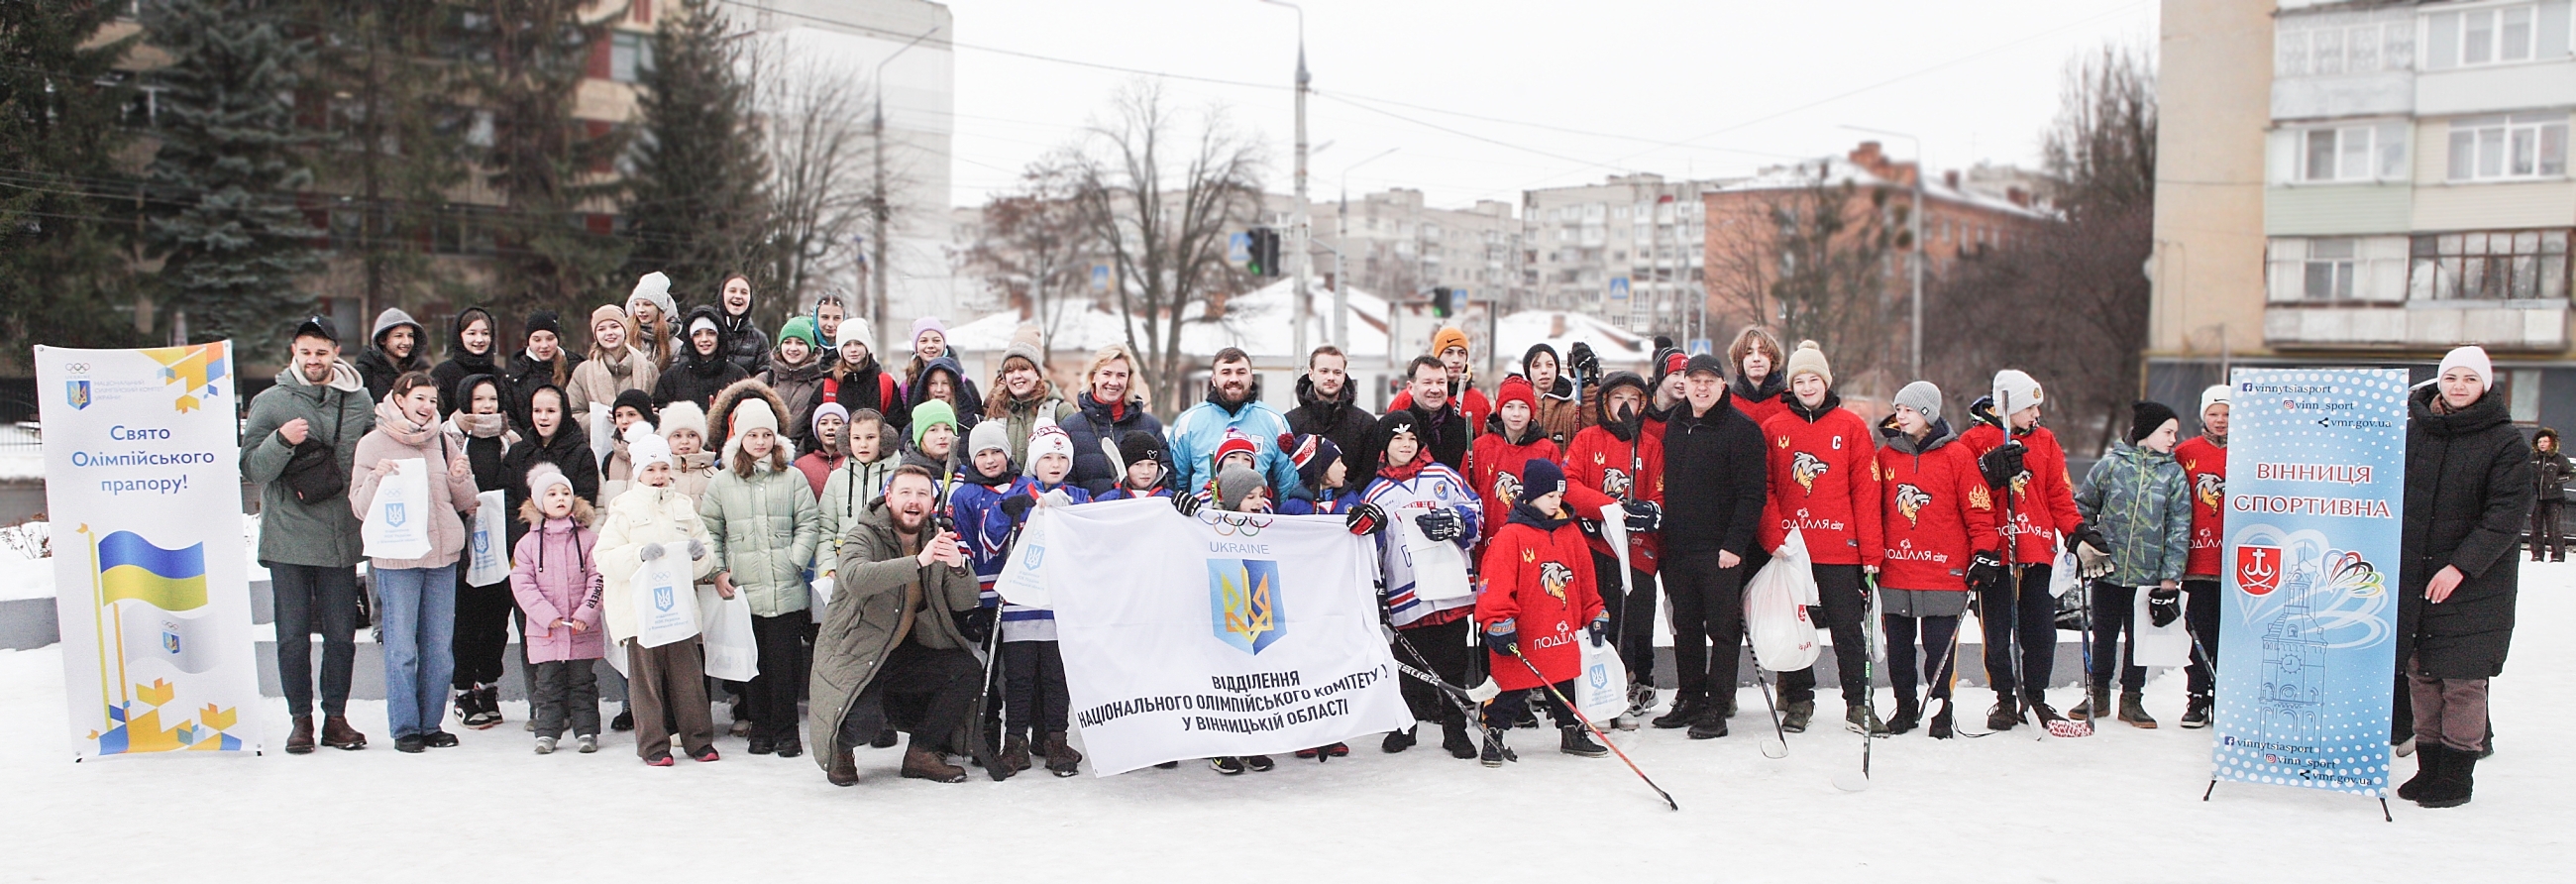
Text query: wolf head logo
1792 451 1828 494
2196 472 2223 510
1894 484 1931 527
1493 471 1523 509
1540 561 1575 602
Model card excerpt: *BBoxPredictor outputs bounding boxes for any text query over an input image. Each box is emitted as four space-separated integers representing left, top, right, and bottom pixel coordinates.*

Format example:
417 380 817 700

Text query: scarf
1376 447 1432 484
451 411 510 439
281 359 366 393
374 399 440 447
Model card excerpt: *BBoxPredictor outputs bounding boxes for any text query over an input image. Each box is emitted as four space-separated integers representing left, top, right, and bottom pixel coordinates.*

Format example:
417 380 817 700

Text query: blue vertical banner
2212 368 2408 796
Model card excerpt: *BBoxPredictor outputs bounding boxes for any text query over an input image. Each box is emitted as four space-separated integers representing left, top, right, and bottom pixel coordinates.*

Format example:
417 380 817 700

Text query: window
2409 230 2571 300
2447 115 2569 181
610 32 651 83
2305 239 2358 300
2424 2 2571 69
2510 370 2543 423
2277 21 2415 76
2301 124 2408 181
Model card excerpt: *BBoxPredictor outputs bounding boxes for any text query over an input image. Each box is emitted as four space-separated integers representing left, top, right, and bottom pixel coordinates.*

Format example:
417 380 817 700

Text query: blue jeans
375 565 458 738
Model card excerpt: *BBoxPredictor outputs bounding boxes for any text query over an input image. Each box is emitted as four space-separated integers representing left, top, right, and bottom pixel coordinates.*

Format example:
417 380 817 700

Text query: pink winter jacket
509 517 606 662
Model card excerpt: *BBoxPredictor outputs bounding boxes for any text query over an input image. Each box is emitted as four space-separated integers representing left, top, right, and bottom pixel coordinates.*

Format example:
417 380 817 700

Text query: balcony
2265 300 2568 352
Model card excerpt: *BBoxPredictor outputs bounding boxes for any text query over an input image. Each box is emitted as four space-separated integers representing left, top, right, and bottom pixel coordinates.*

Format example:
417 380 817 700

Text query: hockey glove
2075 530 2114 581
953 608 996 645
1416 508 1465 542
1001 495 1035 522
636 542 667 563
1171 491 1203 517
1484 620 1518 657
1622 499 1663 533
1978 442 2025 491
1966 551 2005 594
2148 589 2183 627
1567 342 1601 387
1344 501 1388 536
1587 614 1611 647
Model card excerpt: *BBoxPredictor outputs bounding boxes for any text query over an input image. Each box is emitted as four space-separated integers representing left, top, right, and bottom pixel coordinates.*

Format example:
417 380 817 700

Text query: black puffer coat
2400 385 2532 679
1061 389 1165 497
655 305 752 412
1287 373 1378 478
430 306 500 418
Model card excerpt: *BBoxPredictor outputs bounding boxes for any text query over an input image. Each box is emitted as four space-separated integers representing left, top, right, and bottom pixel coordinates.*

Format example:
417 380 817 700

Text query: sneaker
1211 756 1246 775
577 734 599 753
644 752 675 767
454 689 483 727
475 684 502 727
423 730 460 748
1381 725 1417 753
1560 726 1610 757
1780 701 1815 733
1624 683 1658 718
2180 696 2212 729
1650 696 1704 729
1244 754 1275 772
534 736 558 754
690 745 721 763
1323 742 1348 757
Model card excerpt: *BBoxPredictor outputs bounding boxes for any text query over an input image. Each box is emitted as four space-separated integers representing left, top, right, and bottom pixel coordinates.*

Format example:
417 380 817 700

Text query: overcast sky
934 0 2159 211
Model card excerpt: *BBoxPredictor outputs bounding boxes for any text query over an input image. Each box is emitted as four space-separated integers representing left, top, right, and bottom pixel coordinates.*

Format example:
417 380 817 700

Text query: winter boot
2415 744 2476 809
1884 695 1921 735
285 716 317 755
1000 733 1033 773
2397 746 2441 801
1480 735 1509 768
1381 725 1417 753
1686 706 1729 740
1042 732 1083 777
1441 722 1478 759
1560 725 1610 758
1651 695 1704 729
611 709 635 732
1780 700 1816 734
747 735 777 755
827 746 860 786
394 734 427 754
776 734 803 759
320 715 368 750
1846 705 1889 736
2118 691 2158 729
1928 700 1955 739
1512 696 1543 729
2180 695 2212 729
2068 687 2112 722
902 746 967 783
1986 695 2022 731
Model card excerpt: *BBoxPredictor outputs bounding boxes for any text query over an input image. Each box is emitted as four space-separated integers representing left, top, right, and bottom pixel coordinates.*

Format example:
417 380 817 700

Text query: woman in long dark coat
2396 345 2531 809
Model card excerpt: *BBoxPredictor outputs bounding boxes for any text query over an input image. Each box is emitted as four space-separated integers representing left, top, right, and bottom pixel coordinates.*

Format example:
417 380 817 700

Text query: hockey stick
1744 641 1791 759
1508 647 1679 811
1834 576 1881 792
1388 624 1516 761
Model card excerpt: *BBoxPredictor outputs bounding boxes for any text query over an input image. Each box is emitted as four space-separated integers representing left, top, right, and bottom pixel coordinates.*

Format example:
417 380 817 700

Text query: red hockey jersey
1474 510 1605 690
1562 422 1664 575
1468 427 1559 547
2173 435 2227 579
1755 396 1883 567
1875 426 1998 592
1957 421 2084 565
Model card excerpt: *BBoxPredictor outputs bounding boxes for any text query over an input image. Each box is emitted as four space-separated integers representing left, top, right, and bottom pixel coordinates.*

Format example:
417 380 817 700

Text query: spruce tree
624 0 773 314
145 0 324 356
0 0 144 364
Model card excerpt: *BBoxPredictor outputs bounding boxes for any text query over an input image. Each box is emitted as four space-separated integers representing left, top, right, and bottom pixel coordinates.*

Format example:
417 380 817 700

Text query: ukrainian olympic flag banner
1003 498 1413 775
37 344 263 758
2213 368 2407 796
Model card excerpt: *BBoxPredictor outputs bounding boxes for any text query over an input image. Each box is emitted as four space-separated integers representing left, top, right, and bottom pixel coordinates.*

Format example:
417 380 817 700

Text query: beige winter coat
349 416 481 571
566 345 661 432
594 483 719 643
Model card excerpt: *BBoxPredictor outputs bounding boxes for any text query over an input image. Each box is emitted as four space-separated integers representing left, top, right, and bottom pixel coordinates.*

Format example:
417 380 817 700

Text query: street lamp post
1842 125 1924 383
1337 147 1398 347
1258 0 1311 361
871 24 942 351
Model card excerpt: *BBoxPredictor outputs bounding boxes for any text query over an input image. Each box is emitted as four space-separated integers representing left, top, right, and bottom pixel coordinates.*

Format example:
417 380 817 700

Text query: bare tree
965 157 1094 355
1063 83 1266 412
751 48 877 316
1704 162 1902 395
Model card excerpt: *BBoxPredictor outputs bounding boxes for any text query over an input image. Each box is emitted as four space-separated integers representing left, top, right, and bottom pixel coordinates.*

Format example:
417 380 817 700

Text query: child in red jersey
1874 383 1999 739
1753 342 1884 735
1957 369 2087 731
1474 457 1610 765
1470 375 1560 547
2170 385 2228 729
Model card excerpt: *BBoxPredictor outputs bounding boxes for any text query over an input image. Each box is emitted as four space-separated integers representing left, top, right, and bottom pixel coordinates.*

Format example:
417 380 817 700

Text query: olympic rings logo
1209 512 1271 536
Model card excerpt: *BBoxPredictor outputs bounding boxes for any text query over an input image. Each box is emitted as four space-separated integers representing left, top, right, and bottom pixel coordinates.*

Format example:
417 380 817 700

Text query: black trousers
2086 582 2149 692
747 611 810 740
1591 552 1658 686
1883 614 1961 702
1003 639 1072 737
1664 549 1748 706
1780 564 1871 708
2530 502 2564 559
1483 678 1575 730
451 576 517 690
1392 617 1473 728
267 562 360 718
2183 578 2221 699
1976 563 2058 702
529 659 600 738
841 639 982 754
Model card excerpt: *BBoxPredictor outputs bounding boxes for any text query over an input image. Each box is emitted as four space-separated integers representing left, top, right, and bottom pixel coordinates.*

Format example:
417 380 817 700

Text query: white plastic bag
629 542 699 648
2131 588 2194 667
361 458 432 560
1401 509 1474 603
2049 531 2079 599
698 585 760 681
1744 529 1821 671
807 574 833 625
464 490 509 586
1574 635 1630 722
588 401 614 468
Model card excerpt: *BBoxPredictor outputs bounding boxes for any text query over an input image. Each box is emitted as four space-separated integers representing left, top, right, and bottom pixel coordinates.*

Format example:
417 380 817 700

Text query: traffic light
1431 286 1453 318
1246 227 1281 277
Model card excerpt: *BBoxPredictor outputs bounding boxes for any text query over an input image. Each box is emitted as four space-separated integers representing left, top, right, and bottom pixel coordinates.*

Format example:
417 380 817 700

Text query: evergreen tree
0 0 144 365
462 0 627 321
624 0 772 315
145 0 324 356
303 0 470 322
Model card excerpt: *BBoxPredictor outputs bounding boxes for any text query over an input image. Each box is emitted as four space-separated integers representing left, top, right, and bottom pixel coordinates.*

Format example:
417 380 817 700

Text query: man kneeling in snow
810 465 983 785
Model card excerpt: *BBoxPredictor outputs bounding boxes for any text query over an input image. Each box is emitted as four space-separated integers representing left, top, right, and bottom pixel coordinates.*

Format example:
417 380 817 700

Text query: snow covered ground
2 567 2570 882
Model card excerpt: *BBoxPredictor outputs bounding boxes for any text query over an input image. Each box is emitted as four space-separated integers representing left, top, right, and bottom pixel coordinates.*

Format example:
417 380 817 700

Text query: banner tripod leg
2201 779 2216 801
2379 798 2393 823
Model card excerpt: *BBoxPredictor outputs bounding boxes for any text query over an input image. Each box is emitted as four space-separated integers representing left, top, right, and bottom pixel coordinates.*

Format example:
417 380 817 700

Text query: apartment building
1523 173 1731 334
1296 189 1521 304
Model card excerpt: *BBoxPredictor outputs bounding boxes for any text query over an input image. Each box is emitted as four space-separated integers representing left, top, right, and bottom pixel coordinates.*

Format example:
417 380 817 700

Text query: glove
1485 620 1518 656
2148 588 2182 627
1039 489 1073 509
1587 614 1610 647
686 538 707 561
953 607 995 645
1978 442 2025 490
1344 501 1387 536
2075 530 2113 580
1416 508 1464 542
1567 342 1601 386
1967 551 2005 593
636 543 667 563
1622 499 1663 533
1172 492 1202 517
1001 495 1035 521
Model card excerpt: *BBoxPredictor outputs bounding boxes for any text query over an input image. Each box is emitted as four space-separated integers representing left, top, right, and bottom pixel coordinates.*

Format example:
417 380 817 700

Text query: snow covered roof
1714 157 2057 222
1494 311 1657 374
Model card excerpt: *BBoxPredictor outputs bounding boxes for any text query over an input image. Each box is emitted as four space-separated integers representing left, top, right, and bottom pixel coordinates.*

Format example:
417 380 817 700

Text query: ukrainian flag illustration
78 525 241 754
97 531 207 612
